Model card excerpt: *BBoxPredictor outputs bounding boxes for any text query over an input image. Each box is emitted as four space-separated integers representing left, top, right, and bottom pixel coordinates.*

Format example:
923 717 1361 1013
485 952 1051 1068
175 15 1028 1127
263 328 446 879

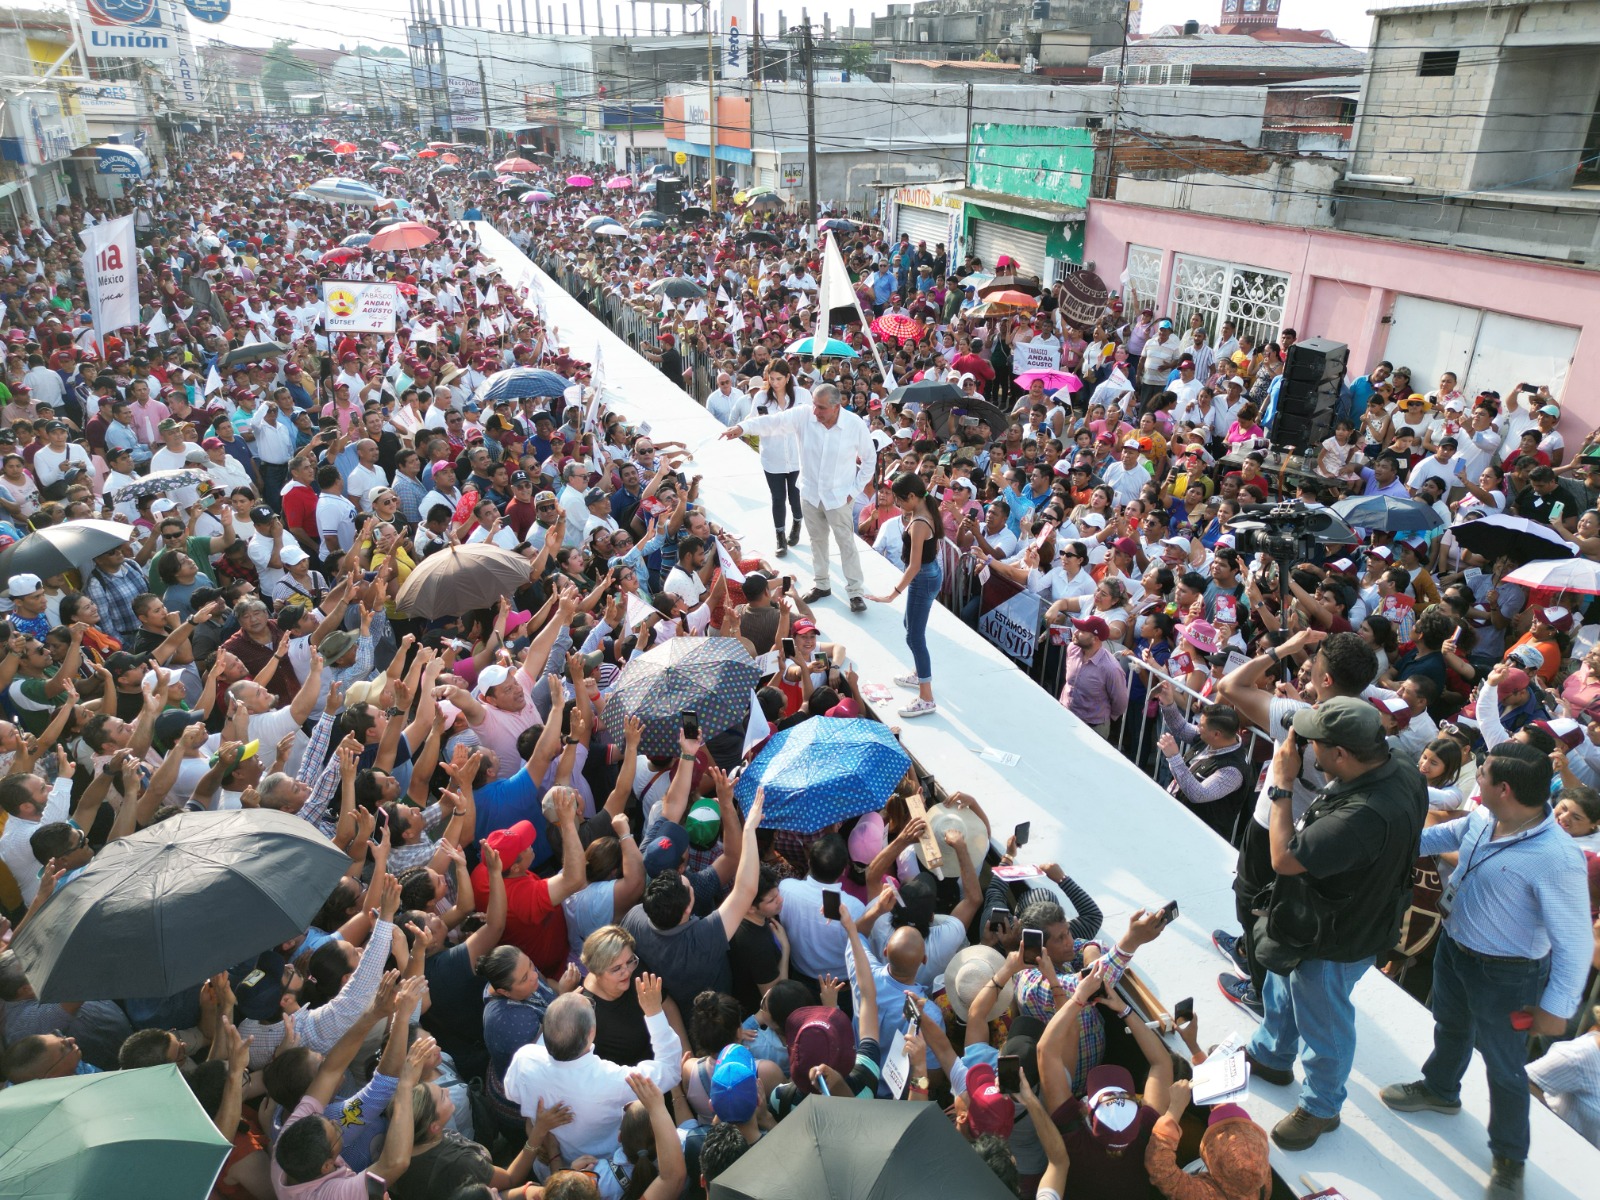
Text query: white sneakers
892 673 921 688
898 698 938 718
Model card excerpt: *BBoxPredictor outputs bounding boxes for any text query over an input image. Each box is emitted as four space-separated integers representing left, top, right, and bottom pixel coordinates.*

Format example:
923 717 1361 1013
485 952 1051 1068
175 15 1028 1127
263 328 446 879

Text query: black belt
1447 934 1544 967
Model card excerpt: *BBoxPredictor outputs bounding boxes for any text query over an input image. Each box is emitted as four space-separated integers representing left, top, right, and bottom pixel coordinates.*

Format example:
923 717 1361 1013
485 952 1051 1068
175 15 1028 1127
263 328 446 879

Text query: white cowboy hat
944 944 1013 1025
916 802 990 880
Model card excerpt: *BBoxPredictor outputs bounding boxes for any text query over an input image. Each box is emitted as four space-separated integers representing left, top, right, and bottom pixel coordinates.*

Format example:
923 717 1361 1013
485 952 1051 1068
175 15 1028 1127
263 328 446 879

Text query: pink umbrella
367 221 440 252
566 174 595 188
377 166 404 175
603 176 633 190
380 141 401 151
1015 369 1082 393
320 247 362 265
495 157 537 173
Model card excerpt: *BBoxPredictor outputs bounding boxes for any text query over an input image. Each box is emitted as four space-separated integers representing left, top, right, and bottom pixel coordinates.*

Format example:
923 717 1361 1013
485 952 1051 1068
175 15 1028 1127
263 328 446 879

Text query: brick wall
1098 130 1283 189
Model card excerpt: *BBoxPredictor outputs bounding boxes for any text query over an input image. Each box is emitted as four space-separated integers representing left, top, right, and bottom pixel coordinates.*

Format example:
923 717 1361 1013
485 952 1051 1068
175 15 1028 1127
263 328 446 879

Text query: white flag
715 539 746 584
741 688 771 759
80 215 138 337
716 285 730 304
205 364 224 396
813 231 857 350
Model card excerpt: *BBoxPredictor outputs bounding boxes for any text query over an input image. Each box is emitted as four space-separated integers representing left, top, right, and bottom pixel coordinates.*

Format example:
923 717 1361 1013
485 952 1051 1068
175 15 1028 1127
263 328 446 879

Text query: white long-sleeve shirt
740 403 877 510
744 387 809 474
503 1008 682 1160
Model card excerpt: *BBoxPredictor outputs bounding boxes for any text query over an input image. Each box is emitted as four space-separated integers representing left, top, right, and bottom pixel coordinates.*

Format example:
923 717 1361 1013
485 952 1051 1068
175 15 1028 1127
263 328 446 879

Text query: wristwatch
1268 785 1294 802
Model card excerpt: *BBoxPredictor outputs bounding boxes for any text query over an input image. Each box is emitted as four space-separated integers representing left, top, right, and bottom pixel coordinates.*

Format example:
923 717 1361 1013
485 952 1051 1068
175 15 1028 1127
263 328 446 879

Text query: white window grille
1167 253 1289 346
1124 243 1162 312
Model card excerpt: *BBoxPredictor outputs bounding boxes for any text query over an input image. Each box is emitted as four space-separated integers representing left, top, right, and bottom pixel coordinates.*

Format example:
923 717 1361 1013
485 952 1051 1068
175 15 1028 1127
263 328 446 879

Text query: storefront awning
94 144 149 177
945 187 1084 224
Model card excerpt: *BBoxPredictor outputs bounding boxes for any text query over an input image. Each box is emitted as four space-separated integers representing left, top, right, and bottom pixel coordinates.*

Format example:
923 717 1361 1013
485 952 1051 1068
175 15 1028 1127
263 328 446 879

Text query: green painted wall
968 123 1094 209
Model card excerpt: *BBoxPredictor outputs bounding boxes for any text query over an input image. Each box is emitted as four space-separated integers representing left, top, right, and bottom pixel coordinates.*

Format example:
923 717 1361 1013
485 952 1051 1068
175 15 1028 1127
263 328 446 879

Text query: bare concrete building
1336 0 1600 263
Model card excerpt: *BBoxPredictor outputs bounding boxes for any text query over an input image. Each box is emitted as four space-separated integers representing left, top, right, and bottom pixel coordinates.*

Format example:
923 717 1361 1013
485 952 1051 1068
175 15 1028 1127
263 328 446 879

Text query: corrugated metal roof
1089 35 1366 72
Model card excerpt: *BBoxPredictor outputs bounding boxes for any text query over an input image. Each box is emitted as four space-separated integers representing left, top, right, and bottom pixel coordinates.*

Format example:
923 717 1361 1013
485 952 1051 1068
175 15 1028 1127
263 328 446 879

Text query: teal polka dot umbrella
603 637 759 757
734 719 911 834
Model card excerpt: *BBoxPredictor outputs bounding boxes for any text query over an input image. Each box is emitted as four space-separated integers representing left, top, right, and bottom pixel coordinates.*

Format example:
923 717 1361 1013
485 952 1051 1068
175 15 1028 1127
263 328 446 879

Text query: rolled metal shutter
893 204 951 251
969 219 1048 279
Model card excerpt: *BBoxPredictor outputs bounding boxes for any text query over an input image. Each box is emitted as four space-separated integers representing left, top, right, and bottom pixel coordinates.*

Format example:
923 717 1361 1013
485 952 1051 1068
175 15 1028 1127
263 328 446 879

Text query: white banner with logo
321 281 400 333
81 215 139 335
78 0 181 59
1013 341 1062 375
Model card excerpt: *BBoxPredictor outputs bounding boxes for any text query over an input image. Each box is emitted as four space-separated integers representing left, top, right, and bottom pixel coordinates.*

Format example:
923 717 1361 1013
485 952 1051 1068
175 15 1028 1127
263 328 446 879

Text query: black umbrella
678 206 710 222
9 811 349 1003
922 394 1013 441
1448 513 1576 563
602 638 759 757
0 519 134 579
710 1097 1015 1200
631 215 666 230
217 340 290 369
886 380 963 408
740 230 783 248
649 277 706 300
1332 494 1444 533
469 169 495 181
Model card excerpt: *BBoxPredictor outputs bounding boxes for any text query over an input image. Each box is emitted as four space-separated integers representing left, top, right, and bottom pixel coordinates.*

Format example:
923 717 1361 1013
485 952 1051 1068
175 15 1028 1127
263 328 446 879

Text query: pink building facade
1085 200 1599 428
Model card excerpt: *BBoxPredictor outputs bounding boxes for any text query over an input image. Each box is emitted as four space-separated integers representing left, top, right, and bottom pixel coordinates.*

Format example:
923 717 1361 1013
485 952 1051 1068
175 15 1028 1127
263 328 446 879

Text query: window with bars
1124 244 1162 313
1167 253 1288 347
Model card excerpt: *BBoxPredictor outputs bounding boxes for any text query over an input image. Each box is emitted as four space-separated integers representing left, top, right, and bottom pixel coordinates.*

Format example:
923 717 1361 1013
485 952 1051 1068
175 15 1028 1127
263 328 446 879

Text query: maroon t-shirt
1051 1099 1161 1200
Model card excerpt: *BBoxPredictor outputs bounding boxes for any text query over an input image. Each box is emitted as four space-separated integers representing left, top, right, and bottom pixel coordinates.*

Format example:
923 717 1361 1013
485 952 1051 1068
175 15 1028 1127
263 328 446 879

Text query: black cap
249 504 275 524
510 471 531 486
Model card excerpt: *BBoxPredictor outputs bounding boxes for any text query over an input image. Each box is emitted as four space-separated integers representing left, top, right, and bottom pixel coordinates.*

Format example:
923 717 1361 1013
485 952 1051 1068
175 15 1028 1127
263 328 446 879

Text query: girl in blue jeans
870 473 943 718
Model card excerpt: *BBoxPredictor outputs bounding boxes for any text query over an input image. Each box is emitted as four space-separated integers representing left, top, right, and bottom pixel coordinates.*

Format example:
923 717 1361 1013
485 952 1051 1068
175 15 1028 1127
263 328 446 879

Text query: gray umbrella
9 810 350 1003
0 519 134 580
602 637 759 757
216 340 291 369
710 1097 1015 1200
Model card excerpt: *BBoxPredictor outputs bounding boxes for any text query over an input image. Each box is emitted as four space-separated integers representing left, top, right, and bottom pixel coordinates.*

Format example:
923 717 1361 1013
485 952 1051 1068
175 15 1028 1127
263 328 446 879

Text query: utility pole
478 56 493 153
963 82 974 184
802 19 818 221
1099 2 1131 200
706 0 718 215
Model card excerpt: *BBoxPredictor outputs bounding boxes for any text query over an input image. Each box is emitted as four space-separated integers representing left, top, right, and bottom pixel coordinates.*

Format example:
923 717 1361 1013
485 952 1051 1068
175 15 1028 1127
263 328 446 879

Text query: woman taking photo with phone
870 473 943 719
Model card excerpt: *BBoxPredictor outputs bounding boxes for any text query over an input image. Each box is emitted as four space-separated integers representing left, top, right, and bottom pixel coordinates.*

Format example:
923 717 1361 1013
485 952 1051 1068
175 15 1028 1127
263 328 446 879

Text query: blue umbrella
1331 494 1443 533
582 214 618 231
786 336 859 359
340 232 373 248
735 719 911 834
480 367 572 402
305 176 383 207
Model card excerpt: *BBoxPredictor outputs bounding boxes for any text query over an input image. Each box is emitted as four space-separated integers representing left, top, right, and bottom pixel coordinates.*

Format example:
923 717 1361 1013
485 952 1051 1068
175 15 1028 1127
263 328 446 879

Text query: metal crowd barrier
926 539 1275 787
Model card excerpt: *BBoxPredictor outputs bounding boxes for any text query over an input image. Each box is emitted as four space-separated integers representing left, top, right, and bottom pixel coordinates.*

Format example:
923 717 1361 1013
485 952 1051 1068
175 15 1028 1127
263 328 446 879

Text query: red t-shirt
473 864 568 978
281 481 319 548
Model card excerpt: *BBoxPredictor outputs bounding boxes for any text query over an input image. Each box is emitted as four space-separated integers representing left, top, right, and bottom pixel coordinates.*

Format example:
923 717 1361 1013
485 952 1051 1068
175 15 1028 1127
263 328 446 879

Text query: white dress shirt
740 404 877 510
503 1009 682 1160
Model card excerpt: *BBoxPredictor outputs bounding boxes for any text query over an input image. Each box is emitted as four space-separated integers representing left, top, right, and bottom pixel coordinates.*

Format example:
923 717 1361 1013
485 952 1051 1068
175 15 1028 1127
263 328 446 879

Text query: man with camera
1246 696 1427 1151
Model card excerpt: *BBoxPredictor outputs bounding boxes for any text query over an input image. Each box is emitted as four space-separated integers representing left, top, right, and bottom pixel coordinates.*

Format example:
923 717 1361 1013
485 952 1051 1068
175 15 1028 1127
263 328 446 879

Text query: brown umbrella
978 274 1042 298
394 543 532 618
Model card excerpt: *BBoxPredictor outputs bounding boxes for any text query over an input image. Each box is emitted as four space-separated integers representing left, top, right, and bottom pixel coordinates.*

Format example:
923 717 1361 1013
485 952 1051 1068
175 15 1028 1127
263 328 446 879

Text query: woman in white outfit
748 359 811 556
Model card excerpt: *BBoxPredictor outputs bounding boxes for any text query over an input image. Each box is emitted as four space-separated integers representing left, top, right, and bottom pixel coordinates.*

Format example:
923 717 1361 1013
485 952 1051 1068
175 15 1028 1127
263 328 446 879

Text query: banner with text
321 281 399 334
1012 341 1062 375
976 572 1042 668
81 215 139 336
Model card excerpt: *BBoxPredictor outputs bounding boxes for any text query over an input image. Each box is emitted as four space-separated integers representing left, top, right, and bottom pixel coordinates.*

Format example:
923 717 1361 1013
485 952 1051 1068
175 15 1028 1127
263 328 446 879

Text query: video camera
1230 501 1356 564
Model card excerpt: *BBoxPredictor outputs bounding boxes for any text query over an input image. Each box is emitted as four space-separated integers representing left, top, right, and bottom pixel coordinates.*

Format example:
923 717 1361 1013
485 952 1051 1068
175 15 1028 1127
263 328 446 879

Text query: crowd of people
0 116 1594 1200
